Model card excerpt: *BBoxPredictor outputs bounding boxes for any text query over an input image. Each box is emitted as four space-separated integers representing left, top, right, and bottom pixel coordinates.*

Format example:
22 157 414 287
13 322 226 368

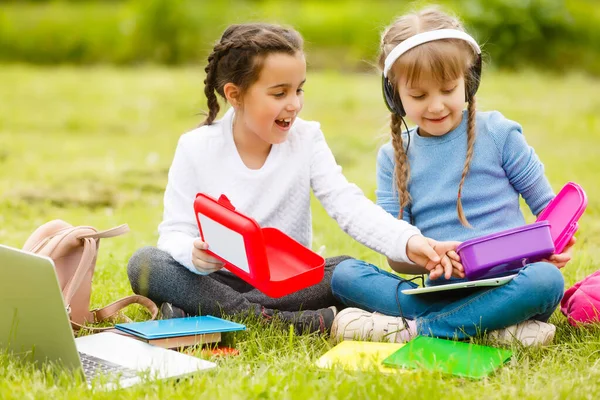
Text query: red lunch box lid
194 193 270 282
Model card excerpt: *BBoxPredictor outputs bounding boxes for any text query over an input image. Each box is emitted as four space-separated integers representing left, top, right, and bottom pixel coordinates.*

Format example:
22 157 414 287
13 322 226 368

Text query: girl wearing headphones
330 7 572 346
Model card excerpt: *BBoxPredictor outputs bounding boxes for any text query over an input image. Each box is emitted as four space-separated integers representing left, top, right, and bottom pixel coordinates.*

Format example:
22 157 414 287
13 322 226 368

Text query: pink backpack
561 270 600 326
23 220 158 331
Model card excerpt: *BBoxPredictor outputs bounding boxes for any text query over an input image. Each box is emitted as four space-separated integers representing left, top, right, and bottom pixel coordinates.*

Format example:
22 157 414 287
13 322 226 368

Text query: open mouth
275 118 292 128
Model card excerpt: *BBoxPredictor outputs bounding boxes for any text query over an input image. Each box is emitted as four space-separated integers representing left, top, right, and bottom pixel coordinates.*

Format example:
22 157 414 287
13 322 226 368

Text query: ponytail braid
390 113 411 220
457 96 477 227
201 49 221 126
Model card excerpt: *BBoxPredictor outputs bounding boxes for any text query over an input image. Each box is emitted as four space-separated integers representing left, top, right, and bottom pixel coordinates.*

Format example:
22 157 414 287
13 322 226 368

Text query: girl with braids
331 7 572 346
127 23 460 335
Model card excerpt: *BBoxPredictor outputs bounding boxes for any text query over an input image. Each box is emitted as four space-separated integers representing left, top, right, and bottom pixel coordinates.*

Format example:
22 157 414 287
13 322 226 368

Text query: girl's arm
308 125 420 264
494 112 554 215
375 143 419 274
157 136 203 274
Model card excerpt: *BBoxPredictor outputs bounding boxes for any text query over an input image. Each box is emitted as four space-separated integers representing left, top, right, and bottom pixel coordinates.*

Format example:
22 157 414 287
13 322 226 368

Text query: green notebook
382 336 512 379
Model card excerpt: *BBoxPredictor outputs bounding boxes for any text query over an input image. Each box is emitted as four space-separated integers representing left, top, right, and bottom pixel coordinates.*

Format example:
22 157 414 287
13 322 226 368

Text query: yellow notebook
315 341 405 373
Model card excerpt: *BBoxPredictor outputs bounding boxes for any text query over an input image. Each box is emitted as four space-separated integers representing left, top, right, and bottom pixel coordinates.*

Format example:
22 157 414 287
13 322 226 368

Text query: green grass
1 65 600 398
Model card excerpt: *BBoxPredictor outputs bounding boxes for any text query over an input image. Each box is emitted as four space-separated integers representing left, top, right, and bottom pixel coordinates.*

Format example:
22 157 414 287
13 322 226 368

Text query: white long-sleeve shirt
158 108 421 274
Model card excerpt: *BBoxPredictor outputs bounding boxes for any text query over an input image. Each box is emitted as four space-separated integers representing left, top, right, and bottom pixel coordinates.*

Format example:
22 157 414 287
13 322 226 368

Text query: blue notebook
115 316 246 340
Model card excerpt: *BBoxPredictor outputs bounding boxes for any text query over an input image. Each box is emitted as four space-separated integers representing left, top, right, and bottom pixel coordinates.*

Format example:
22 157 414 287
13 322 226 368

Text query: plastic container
535 182 587 254
458 182 587 280
457 221 555 280
193 193 325 298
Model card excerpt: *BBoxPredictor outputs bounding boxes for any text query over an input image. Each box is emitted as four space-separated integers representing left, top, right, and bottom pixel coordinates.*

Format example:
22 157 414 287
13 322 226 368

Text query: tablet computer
401 274 517 295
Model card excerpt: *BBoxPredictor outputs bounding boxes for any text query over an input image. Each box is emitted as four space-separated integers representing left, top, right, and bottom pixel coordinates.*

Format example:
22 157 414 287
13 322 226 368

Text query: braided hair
201 23 304 126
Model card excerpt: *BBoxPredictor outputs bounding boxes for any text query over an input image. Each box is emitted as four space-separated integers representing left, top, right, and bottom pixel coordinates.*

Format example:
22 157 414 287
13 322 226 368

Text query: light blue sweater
376 110 554 242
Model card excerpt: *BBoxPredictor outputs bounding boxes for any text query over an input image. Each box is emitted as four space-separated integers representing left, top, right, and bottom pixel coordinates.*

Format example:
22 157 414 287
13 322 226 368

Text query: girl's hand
428 250 464 280
192 238 225 274
542 236 576 269
406 235 464 279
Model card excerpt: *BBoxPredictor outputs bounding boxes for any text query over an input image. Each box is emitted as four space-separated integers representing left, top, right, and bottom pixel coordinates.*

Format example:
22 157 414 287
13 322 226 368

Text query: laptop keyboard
79 352 138 384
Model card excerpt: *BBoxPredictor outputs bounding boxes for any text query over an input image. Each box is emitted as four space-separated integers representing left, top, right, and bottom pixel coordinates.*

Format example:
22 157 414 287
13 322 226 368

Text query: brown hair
378 7 479 227
201 23 304 126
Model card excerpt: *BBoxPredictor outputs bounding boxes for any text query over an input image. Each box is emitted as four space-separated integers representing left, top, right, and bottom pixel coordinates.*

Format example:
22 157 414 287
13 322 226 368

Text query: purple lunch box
457 182 587 281
457 221 555 280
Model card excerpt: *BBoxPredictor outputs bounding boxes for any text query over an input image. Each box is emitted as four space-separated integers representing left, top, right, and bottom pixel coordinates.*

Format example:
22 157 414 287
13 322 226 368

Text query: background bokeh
1 0 599 74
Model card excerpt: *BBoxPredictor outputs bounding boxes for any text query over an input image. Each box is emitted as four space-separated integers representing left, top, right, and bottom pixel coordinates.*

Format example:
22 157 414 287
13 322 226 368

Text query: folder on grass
315 341 405 373
381 336 512 379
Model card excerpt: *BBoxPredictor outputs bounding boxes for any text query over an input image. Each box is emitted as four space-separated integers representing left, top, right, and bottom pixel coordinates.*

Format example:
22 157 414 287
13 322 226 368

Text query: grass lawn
1 65 600 399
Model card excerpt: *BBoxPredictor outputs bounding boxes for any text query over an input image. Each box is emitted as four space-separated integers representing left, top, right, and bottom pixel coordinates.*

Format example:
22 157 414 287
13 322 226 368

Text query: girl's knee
330 259 369 292
519 262 565 302
127 246 163 294
127 246 155 275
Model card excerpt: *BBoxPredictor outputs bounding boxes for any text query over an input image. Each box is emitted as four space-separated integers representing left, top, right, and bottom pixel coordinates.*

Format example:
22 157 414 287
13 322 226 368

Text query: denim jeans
330 259 565 339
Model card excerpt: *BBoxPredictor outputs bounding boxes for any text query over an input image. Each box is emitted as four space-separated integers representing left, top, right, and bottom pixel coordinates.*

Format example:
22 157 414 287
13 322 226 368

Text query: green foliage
459 0 600 72
0 0 599 74
128 0 196 64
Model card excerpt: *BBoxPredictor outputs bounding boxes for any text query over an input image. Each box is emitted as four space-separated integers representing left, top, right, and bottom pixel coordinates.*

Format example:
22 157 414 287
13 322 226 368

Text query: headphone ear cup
382 76 406 116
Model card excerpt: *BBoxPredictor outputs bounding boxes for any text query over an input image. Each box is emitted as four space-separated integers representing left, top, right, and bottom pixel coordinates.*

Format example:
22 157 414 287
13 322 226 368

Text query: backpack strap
27 226 75 254
62 237 96 307
93 295 159 322
70 295 159 332
62 225 129 309
76 224 130 240
62 226 158 330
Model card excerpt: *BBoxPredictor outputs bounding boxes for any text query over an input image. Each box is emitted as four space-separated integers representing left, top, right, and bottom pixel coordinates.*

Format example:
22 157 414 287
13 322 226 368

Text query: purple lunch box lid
456 221 551 252
535 182 587 254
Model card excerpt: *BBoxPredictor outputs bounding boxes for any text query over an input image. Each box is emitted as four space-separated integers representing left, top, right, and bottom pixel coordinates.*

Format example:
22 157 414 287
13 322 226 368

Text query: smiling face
234 52 306 145
397 74 466 137
385 38 475 138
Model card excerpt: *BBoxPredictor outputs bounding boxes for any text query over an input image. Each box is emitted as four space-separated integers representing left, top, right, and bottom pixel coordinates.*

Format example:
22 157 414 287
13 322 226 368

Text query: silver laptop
0 244 216 389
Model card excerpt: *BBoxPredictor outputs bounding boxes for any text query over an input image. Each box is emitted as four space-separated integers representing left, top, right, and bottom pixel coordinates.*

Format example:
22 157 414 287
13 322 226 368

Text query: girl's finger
440 255 453 280
424 260 438 271
450 258 463 272
193 240 209 250
194 255 223 267
421 242 441 264
447 250 461 262
554 254 571 264
451 260 465 278
429 265 443 280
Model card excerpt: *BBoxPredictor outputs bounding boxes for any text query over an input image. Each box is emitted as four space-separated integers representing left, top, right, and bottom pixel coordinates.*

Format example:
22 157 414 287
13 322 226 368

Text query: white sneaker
488 320 556 347
330 307 415 343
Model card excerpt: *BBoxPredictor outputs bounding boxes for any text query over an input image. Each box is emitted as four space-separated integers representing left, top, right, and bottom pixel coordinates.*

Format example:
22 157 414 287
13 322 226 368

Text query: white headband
383 29 481 78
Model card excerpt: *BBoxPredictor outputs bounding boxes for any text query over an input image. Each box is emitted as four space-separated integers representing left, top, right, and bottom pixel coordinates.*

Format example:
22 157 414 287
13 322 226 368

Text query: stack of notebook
114 315 246 349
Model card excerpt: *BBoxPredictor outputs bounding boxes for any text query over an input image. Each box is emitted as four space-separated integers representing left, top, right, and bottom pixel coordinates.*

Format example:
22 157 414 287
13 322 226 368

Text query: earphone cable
395 274 425 331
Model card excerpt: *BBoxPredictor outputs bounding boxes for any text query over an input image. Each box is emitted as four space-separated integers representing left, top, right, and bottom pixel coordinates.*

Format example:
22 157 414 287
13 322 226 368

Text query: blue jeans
331 259 564 339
